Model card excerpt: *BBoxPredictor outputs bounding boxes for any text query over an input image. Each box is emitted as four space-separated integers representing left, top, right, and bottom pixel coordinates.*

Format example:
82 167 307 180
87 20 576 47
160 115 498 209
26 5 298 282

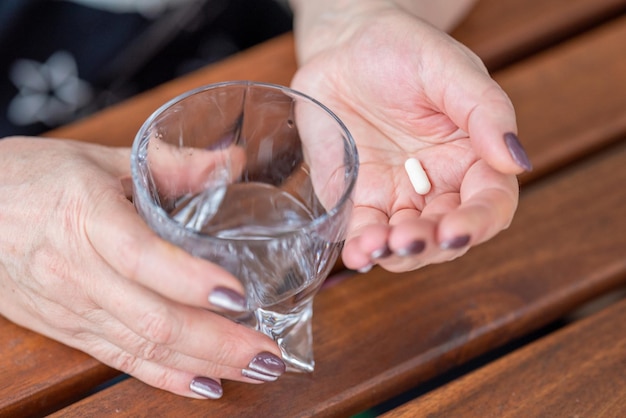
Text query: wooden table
2 0 626 416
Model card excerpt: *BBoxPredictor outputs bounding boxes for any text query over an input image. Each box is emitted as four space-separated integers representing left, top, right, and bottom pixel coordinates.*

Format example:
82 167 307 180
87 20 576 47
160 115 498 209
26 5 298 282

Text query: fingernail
208 287 247 312
247 352 286 377
190 376 223 399
357 263 373 274
396 240 426 257
440 235 471 250
242 368 279 382
504 132 533 172
371 244 392 259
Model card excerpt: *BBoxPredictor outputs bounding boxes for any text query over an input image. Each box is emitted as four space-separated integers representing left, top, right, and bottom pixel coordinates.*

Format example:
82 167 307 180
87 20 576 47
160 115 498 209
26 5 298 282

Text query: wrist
289 0 394 64
289 0 477 64
392 0 478 31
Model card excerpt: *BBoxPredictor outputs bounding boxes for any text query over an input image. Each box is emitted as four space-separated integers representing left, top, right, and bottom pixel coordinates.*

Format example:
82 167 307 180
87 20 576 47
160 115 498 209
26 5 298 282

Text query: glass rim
131 80 360 241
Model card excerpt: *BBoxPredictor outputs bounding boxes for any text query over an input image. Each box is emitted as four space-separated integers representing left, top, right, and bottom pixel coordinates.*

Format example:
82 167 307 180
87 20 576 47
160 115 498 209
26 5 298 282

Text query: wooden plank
453 0 626 70
0 321 117 418
0 6 626 418
0 34 297 418
48 139 626 415
381 296 626 417
5 7 626 418
497 15 626 184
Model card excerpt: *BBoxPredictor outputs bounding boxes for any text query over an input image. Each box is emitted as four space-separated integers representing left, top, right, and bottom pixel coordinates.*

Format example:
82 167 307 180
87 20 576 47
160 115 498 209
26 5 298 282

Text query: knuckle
136 308 178 346
108 348 179 393
136 339 171 363
111 326 173 368
213 324 256 366
28 243 73 294
111 350 142 375
111 231 143 281
32 245 67 279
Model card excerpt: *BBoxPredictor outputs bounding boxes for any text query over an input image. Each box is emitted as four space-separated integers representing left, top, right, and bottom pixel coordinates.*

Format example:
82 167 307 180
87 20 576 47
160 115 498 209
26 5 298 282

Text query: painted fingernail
440 235 471 250
247 352 286 377
357 263 373 274
190 376 223 399
396 240 426 257
371 244 392 259
242 368 279 382
504 132 533 172
208 287 247 312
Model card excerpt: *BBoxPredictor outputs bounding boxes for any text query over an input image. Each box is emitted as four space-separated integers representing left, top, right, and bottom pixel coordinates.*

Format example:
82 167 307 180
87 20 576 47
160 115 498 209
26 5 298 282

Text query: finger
133 361 225 399
437 160 519 247
0 290 232 398
87 336 227 399
372 208 436 272
342 206 391 271
85 311 278 389
382 195 459 271
427 43 532 174
396 192 471 264
466 89 533 174
85 187 248 312
5 295 232 399
387 208 431 254
87 262 283 379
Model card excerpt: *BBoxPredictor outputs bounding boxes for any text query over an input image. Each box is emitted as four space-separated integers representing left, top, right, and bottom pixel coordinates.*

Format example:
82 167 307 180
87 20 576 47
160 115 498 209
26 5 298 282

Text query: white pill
404 157 431 195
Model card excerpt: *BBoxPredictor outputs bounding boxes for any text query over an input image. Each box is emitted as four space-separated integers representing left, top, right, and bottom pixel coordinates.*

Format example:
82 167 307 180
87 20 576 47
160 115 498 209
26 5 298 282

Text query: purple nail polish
396 240 426 257
242 368 279 382
371 244 393 259
504 132 533 172
190 376 223 399
248 352 286 377
440 235 471 250
208 287 247 312
357 263 373 274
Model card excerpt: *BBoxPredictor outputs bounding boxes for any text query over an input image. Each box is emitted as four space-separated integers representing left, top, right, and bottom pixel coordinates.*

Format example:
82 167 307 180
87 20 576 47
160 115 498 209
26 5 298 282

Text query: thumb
465 83 533 174
434 50 533 174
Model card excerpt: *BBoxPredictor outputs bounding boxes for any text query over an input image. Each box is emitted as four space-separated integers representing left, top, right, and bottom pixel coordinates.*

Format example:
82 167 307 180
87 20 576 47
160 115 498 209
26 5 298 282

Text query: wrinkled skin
0 138 281 398
291 4 523 273
0 1 527 399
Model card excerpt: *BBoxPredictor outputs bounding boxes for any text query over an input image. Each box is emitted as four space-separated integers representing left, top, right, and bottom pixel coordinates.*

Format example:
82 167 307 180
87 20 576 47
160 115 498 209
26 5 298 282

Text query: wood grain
499 16 626 184
0 34 297 418
3 1 626 416
452 0 626 70
382 294 626 417
0 322 117 418
49 130 626 415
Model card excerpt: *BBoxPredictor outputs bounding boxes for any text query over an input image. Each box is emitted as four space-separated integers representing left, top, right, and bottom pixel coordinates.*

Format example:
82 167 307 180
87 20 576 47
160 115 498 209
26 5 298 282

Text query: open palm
291 8 529 272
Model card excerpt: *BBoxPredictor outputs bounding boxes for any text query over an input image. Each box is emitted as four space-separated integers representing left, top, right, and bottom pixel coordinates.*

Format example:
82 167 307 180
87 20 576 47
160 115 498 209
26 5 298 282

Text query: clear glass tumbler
131 81 358 372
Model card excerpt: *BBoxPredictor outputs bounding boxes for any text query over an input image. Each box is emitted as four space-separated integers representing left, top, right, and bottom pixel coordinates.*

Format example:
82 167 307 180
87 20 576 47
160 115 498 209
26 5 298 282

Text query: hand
0 137 285 399
290 2 531 272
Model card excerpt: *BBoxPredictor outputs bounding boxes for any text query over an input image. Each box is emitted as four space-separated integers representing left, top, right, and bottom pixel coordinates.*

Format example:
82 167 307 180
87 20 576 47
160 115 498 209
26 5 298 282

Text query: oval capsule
404 157 431 195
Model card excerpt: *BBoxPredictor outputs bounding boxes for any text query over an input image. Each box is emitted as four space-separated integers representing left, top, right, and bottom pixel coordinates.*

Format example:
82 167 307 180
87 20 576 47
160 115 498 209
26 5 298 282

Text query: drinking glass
131 81 358 372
